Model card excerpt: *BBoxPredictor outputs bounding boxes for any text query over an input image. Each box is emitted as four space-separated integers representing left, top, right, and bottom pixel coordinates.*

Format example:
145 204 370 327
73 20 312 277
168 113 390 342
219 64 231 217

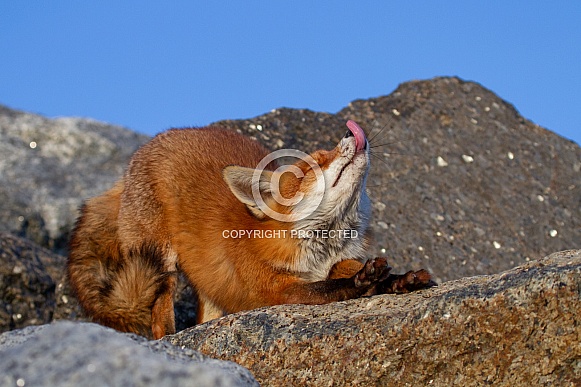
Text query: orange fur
328 259 365 279
68 125 383 339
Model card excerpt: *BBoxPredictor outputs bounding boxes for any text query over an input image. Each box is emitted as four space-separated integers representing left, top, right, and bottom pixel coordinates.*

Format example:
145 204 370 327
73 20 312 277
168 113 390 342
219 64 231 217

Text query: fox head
223 120 371 231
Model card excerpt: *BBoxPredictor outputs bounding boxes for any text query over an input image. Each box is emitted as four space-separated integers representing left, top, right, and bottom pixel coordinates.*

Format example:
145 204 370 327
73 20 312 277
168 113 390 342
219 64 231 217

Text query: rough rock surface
0 106 149 254
0 321 258 386
0 232 85 333
1 232 58 331
166 250 581 386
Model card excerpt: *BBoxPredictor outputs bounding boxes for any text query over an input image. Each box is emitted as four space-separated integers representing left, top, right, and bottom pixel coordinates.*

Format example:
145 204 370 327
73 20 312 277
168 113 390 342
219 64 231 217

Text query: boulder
0 320 258 386
166 250 581 386
0 106 149 254
0 232 57 332
0 232 85 333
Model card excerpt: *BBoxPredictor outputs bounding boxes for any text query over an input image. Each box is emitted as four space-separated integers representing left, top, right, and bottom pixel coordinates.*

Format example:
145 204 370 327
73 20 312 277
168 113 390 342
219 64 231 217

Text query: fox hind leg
151 273 178 339
196 293 226 324
69 240 177 339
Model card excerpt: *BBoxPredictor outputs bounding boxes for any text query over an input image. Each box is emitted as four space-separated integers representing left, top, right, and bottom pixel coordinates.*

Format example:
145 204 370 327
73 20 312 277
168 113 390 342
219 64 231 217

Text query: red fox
68 120 434 339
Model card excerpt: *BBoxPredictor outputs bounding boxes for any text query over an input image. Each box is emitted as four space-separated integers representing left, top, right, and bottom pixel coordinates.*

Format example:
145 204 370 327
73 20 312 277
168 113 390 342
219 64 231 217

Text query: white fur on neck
290 188 371 281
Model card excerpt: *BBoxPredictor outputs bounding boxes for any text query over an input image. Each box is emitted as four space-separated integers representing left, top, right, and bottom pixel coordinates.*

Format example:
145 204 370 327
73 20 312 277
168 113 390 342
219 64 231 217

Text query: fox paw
354 258 392 288
380 269 437 294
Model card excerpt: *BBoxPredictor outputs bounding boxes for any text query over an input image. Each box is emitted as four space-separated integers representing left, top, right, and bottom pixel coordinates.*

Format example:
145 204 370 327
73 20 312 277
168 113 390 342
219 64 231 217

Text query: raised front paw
354 258 392 288
380 269 437 294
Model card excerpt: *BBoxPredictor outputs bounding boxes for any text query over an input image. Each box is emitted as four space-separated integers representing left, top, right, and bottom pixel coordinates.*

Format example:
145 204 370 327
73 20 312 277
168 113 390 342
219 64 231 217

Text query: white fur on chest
291 193 371 281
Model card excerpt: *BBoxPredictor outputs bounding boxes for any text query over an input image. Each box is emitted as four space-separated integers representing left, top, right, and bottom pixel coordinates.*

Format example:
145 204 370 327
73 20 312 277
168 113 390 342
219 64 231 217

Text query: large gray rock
0 232 85 333
0 232 57 332
0 106 149 253
0 320 258 386
166 250 581 386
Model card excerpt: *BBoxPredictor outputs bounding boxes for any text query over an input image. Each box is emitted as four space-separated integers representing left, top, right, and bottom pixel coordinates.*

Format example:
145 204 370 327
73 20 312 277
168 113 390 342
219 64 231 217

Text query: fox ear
223 166 273 219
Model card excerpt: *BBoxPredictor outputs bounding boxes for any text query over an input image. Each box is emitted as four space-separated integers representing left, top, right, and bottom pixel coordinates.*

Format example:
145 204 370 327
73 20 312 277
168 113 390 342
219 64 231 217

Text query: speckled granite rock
0 233 85 333
0 233 58 331
166 250 581 386
0 321 258 386
0 106 149 254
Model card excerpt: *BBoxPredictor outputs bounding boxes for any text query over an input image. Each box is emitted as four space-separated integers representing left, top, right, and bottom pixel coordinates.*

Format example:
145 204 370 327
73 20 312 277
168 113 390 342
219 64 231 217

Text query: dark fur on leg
375 269 437 294
330 259 437 296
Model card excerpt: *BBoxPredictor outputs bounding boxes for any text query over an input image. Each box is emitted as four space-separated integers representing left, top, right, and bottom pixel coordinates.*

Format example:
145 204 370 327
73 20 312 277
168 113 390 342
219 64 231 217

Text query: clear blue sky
1 2 580 145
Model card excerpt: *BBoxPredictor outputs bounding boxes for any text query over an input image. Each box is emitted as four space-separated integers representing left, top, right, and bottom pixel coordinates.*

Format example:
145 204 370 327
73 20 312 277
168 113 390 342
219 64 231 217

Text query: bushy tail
67 185 170 338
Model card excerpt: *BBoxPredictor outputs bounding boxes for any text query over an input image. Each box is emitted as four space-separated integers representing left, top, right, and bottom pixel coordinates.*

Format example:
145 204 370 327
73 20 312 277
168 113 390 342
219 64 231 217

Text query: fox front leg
329 259 437 295
279 258 392 305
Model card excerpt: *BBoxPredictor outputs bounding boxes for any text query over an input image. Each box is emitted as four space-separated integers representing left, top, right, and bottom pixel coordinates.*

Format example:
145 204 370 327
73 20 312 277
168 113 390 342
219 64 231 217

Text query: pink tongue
346 120 366 152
